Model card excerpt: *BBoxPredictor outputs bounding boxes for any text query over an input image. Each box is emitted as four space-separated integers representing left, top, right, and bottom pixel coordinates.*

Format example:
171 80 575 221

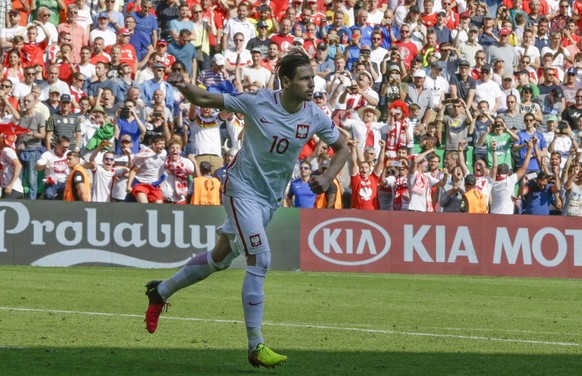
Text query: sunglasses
103 157 115 162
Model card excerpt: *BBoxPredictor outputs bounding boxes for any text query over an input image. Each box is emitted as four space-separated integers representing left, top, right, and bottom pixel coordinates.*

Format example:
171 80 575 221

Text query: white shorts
219 195 277 256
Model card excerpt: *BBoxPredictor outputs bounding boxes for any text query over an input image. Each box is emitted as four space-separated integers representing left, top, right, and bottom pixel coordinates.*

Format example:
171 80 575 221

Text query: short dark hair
200 161 212 174
277 48 311 82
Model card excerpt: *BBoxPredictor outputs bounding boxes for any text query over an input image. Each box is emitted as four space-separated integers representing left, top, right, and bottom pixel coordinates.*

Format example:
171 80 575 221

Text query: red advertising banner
300 210 582 278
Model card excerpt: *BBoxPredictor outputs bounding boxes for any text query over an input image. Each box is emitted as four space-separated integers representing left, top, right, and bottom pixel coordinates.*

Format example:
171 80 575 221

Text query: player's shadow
1 347 580 376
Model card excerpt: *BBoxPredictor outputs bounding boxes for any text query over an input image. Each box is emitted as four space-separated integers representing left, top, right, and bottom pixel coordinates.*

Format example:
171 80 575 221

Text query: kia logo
308 217 391 266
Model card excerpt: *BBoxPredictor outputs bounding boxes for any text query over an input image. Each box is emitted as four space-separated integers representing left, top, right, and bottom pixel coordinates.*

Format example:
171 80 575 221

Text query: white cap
212 53 225 66
413 70 426 78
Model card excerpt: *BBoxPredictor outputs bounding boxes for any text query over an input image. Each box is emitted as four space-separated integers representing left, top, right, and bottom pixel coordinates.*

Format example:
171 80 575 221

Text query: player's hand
309 175 330 195
167 72 186 88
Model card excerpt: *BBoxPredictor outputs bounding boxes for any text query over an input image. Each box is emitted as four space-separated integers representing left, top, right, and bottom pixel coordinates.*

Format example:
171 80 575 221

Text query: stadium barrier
1 201 580 278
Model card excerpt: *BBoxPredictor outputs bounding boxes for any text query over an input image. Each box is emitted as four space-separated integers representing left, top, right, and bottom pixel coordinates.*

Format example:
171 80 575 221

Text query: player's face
284 65 315 101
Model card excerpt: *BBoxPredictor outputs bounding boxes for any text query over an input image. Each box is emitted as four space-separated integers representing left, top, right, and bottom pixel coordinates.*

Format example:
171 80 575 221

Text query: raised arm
167 72 225 110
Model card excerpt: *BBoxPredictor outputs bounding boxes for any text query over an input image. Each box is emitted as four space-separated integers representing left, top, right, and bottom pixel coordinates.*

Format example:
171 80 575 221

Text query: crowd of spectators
0 0 581 215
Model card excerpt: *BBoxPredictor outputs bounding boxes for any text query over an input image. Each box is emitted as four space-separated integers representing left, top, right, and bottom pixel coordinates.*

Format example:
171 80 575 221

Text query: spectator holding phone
115 99 146 155
477 116 519 169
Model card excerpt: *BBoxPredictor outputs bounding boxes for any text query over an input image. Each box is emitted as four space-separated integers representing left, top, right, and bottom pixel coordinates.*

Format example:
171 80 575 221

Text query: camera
120 107 130 119
153 111 163 118
558 121 569 131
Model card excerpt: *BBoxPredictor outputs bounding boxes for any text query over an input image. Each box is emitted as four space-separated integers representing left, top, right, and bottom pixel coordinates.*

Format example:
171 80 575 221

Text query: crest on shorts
296 124 309 139
249 234 262 248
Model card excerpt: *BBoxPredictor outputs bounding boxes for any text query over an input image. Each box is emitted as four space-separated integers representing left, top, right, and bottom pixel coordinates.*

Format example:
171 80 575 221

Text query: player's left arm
309 135 349 194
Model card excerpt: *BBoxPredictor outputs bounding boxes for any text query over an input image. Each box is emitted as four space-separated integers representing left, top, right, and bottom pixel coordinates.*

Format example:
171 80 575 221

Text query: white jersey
489 174 518 215
37 149 70 183
223 90 340 207
187 113 223 157
0 147 23 193
91 165 125 202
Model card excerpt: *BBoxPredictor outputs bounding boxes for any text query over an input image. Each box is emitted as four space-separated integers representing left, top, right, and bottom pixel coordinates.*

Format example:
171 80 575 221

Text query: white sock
242 266 267 350
157 251 218 300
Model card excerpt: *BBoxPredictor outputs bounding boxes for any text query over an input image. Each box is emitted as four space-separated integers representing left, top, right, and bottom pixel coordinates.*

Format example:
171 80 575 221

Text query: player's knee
209 251 236 271
247 252 270 277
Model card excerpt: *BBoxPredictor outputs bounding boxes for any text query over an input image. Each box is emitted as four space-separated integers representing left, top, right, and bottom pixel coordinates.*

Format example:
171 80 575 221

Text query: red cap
118 28 131 36
460 11 470 18
499 27 510 36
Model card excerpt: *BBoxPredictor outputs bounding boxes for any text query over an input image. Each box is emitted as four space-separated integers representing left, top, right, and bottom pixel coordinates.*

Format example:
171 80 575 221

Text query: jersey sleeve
223 91 258 114
315 115 340 147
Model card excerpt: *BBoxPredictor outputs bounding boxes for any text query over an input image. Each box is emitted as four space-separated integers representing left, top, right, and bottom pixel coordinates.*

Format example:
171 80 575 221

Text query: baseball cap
120 134 132 142
317 42 327 50
212 53 225 65
257 20 268 28
469 25 479 33
481 64 492 72
484 11 495 19
502 73 513 80
157 39 168 46
152 63 165 70
388 64 401 72
552 87 564 98
546 115 559 123
49 86 60 93
257 4 269 12
410 5 420 12
460 11 470 18
437 10 446 16
98 11 109 18
360 44 371 51
250 46 262 54
413 69 426 78
567 67 578 75
492 57 504 63
499 27 511 36
457 59 470 67
431 60 445 69
313 91 324 99
60 94 71 102
522 84 533 92
293 37 304 45
118 28 131 36
465 174 477 186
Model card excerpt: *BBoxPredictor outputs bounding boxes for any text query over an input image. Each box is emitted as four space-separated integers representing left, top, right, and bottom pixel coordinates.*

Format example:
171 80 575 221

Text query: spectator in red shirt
348 114 387 210
420 0 438 27
22 22 50 69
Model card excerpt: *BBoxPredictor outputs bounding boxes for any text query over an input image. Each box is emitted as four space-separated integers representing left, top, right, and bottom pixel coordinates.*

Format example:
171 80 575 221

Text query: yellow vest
464 189 488 214
64 165 91 202
190 176 221 205
314 178 343 209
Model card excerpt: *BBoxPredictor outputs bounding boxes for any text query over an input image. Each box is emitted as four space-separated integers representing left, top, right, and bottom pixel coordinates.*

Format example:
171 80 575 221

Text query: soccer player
143 48 349 368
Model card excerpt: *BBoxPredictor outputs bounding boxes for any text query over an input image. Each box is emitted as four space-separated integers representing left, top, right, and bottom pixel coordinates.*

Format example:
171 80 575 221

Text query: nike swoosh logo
249 301 263 306
259 117 272 124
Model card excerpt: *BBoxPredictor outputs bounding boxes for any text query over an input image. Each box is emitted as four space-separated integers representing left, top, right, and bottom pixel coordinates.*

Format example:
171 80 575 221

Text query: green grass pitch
0 266 581 375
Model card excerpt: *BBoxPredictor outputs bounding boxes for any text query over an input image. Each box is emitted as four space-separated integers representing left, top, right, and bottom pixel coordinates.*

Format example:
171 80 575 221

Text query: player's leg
144 198 242 333
226 196 287 368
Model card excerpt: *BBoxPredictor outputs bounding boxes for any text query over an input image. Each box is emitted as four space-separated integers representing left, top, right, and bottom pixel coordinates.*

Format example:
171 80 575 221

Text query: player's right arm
167 72 225 110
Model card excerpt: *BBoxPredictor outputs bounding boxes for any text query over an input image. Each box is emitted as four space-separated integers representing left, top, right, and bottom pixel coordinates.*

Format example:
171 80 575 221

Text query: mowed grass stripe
1 306 581 348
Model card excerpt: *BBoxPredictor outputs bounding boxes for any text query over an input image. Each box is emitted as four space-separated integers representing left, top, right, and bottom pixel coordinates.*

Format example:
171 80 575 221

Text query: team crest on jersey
296 124 309 139
249 234 262 248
